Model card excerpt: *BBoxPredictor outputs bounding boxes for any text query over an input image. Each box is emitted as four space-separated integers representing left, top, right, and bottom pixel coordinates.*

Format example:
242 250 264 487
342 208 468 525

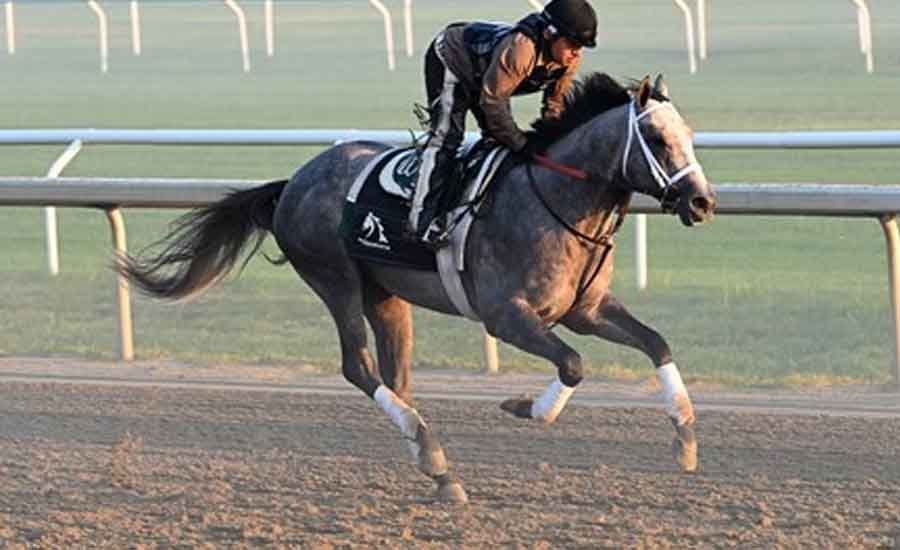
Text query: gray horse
120 74 716 503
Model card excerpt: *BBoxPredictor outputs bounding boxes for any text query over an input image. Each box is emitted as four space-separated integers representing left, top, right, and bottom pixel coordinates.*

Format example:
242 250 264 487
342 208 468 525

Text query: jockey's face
549 36 582 66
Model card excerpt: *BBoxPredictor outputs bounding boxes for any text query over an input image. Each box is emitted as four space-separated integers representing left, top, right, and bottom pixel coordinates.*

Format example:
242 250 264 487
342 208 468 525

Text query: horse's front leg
484 298 584 425
561 294 698 472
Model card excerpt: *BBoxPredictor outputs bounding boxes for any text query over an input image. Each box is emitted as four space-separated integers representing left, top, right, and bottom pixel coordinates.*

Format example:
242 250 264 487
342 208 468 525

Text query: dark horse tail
118 179 289 302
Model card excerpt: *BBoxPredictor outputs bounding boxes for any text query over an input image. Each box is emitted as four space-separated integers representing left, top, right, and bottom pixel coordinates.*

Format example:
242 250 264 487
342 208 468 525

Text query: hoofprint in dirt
1 382 899 548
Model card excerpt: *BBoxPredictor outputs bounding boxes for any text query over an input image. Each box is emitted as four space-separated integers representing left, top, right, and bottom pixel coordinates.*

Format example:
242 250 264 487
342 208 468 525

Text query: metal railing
3 127 900 282
1 127 899 384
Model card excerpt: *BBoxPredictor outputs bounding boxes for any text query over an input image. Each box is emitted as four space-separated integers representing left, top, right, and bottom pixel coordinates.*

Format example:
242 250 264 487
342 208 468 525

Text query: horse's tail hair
116 179 288 302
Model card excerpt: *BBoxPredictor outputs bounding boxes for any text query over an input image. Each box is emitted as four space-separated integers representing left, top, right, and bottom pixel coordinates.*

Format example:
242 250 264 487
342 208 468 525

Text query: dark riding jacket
436 13 581 152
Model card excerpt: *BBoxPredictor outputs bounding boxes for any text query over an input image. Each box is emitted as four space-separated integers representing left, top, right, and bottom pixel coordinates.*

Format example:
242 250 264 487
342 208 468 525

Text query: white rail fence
3 1 879 73
1 129 899 385
3 127 900 282
2 0 415 72
685 0 875 73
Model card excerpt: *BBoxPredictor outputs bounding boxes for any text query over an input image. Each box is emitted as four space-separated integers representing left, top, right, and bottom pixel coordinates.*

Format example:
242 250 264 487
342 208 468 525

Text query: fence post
880 214 900 387
850 0 874 73
87 0 109 73
130 0 142 56
105 208 134 361
5 1 15 55
44 140 84 276
265 0 274 57
672 0 697 74
482 327 499 374
367 0 396 71
403 0 413 57
223 0 251 72
635 214 648 290
696 0 707 60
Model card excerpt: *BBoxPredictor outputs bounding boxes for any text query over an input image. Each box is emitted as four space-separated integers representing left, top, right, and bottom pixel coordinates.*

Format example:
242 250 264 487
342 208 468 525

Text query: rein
527 97 705 240
525 159 631 323
525 161 629 247
533 153 589 181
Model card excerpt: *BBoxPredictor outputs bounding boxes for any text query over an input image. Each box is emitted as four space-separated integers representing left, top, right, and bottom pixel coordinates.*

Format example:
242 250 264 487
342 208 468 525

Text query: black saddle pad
339 143 506 271
339 147 437 271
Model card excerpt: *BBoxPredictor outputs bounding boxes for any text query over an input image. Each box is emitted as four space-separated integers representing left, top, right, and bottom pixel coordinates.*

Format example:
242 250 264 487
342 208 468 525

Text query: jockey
408 0 598 248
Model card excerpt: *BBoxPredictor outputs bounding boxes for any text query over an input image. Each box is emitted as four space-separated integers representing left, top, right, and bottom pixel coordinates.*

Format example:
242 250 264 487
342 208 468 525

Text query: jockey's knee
558 352 584 387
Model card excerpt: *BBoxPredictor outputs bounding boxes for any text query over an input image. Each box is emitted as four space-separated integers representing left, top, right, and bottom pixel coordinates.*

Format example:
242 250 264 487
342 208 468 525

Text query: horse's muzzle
675 184 717 227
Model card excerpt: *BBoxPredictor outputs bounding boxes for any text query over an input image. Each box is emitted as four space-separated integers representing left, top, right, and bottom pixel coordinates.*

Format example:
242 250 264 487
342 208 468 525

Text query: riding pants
410 38 483 237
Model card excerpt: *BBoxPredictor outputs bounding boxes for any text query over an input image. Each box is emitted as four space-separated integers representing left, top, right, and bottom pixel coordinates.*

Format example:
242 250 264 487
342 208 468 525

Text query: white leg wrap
657 362 694 425
530 379 576 424
374 385 425 460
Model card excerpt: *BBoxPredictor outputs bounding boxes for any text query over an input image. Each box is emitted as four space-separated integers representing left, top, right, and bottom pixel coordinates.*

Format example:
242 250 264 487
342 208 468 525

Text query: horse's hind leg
296 261 467 502
561 294 698 472
363 284 413 403
361 283 466 502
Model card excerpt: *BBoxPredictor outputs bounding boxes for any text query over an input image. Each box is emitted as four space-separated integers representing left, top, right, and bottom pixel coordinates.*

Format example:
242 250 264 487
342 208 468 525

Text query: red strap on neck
533 153 589 181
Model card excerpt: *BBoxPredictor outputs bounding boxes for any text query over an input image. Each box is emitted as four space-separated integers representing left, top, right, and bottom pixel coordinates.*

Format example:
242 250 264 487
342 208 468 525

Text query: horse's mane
530 72 669 146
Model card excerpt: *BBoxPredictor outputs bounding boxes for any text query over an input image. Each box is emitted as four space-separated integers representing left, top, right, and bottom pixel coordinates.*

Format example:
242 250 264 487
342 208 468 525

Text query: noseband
622 100 703 212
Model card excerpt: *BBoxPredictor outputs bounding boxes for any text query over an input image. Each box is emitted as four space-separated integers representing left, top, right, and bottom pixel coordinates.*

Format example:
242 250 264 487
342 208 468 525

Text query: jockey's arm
479 33 534 152
541 59 580 120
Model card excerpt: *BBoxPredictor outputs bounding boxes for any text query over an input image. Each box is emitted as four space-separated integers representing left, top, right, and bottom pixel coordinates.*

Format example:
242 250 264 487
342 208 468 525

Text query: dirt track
1 362 900 548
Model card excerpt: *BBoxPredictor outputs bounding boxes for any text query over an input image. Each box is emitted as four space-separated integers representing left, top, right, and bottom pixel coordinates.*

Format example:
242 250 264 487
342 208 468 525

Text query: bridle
621 99 704 211
530 97 704 244
535 97 703 204
529 96 706 240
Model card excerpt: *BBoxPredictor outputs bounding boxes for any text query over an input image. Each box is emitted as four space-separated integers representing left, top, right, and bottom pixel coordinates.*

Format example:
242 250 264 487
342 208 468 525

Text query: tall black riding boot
411 152 453 249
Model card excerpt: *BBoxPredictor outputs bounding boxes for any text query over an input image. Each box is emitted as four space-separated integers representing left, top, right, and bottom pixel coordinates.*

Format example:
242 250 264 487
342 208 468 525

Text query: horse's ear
653 74 669 98
637 75 652 108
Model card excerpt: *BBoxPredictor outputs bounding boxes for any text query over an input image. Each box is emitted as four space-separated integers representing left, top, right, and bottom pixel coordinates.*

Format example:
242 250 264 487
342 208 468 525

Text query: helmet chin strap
622 100 703 199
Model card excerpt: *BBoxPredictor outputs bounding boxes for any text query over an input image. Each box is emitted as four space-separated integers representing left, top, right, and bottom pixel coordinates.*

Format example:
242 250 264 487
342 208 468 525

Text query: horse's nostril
691 196 714 213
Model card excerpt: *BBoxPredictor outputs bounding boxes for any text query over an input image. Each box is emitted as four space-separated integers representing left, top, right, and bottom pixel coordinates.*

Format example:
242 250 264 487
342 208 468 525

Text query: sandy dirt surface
1 358 899 548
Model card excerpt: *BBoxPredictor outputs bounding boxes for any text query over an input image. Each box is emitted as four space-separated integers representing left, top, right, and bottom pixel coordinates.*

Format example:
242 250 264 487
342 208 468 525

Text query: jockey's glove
518 134 545 159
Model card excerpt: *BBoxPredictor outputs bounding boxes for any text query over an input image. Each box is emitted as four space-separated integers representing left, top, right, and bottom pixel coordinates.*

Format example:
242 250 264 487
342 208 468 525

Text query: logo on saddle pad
359 211 391 251
378 149 419 199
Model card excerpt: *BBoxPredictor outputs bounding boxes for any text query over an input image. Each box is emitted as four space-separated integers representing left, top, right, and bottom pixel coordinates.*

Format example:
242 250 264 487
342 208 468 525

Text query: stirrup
420 233 449 251
419 219 449 250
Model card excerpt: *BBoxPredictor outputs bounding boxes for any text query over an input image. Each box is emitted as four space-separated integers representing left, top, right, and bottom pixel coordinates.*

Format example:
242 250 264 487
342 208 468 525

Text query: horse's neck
534 114 627 235
546 106 626 183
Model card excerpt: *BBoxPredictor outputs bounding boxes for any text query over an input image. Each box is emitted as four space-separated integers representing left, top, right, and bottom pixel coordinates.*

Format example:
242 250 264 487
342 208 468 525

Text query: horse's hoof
500 397 533 419
671 423 698 473
435 480 469 504
415 424 448 477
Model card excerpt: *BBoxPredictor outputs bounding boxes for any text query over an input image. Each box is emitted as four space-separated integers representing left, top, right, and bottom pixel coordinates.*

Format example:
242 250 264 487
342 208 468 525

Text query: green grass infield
1 0 899 386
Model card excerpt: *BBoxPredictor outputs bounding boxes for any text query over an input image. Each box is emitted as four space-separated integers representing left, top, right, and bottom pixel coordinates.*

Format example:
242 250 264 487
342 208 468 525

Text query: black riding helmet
543 0 598 48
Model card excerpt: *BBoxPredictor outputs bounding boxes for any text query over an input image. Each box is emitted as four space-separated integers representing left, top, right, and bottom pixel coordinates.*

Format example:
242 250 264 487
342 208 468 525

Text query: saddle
339 141 511 272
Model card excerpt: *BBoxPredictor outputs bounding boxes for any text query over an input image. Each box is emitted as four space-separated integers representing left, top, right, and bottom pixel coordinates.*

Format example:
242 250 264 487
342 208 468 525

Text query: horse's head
621 75 717 226
530 72 716 225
